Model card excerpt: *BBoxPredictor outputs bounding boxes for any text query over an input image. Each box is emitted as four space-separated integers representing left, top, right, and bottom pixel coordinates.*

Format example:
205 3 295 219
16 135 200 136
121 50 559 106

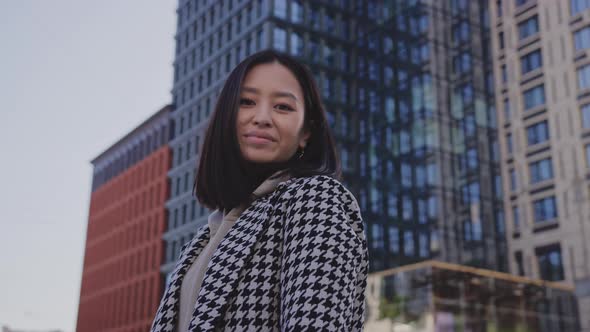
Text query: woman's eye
239 98 254 105
276 104 294 111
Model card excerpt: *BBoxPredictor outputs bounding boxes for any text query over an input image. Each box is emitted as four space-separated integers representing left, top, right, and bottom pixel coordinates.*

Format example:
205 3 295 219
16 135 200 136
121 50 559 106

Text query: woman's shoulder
277 175 358 207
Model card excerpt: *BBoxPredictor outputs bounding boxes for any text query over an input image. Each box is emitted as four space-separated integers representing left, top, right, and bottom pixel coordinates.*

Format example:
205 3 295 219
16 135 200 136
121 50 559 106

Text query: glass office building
163 0 506 278
346 0 505 272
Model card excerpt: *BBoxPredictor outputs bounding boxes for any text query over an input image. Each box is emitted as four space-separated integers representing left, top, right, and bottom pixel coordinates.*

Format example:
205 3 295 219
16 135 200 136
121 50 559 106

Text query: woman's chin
242 153 291 166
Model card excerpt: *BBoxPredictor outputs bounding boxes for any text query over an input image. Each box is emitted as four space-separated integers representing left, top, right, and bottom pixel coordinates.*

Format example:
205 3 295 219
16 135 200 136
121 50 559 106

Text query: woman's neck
243 160 290 189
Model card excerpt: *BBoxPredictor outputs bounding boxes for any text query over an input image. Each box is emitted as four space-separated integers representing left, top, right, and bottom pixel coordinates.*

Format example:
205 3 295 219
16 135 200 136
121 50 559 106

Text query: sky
0 1 176 330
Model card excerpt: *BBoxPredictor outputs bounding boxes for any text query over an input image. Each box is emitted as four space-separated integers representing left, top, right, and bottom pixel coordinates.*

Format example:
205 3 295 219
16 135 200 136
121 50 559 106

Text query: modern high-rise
164 0 506 281
489 0 590 329
349 0 506 273
77 105 172 332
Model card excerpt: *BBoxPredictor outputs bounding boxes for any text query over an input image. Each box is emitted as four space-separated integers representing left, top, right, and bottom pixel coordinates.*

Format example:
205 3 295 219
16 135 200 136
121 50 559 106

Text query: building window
404 231 414 256
225 53 231 72
291 0 304 23
586 144 590 167
533 196 558 223
529 158 553 184
419 232 429 258
523 84 545 110
186 141 191 160
578 64 590 90
495 210 506 234
246 5 254 25
273 0 287 18
173 208 179 228
310 7 320 30
571 0 590 15
451 0 469 14
236 14 242 34
184 172 190 192
520 50 542 74
290 32 303 56
504 98 511 120
257 0 264 17
401 163 412 187
460 83 474 104
526 121 549 145
309 39 320 62
246 37 252 56
453 52 472 74
514 251 525 276
324 44 335 66
462 181 480 205
506 133 513 154
510 168 518 192
512 206 520 232
574 26 590 51
191 200 196 220
452 21 470 44
515 0 529 6
257 29 264 50
536 244 564 281
325 13 335 33
402 196 413 220
388 226 399 253
466 148 478 170
371 224 384 249
582 104 590 129
498 31 505 49
463 219 473 242
518 15 538 40
501 64 507 83
273 27 286 52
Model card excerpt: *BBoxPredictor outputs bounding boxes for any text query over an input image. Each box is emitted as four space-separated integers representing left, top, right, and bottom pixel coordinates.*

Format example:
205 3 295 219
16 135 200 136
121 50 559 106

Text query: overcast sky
0 1 176 330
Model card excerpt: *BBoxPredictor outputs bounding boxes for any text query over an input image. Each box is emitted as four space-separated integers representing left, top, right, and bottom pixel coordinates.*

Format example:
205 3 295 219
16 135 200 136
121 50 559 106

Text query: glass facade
346 0 504 272
166 0 506 277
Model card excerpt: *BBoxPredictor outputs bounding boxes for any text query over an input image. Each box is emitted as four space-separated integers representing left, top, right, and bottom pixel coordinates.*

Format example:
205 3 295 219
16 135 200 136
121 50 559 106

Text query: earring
297 147 305 160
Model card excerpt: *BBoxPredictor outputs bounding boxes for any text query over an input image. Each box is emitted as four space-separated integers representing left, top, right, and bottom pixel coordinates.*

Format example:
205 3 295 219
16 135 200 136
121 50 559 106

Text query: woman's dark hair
194 49 340 211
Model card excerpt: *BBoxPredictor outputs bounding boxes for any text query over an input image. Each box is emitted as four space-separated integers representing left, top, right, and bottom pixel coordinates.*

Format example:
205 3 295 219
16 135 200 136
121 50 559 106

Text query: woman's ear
299 129 311 149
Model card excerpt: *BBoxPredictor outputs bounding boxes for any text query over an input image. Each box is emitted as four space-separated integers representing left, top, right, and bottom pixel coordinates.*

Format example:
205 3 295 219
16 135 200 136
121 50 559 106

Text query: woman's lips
243 135 275 145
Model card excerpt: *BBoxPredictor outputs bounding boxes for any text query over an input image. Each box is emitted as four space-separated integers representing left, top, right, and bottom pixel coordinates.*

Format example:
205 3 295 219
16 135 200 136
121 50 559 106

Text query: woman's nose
252 104 272 126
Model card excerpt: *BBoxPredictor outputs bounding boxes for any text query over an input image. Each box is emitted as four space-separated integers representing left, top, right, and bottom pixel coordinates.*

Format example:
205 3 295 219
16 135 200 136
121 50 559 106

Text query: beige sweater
176 173 289 332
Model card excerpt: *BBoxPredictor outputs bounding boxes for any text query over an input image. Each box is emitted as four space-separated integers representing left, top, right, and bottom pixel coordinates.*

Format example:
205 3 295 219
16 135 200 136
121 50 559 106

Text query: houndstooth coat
150 175 368 332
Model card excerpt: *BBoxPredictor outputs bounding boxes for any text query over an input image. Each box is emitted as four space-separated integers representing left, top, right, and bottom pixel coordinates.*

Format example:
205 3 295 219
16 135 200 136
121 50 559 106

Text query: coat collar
187 196 277 330
151 178 296 332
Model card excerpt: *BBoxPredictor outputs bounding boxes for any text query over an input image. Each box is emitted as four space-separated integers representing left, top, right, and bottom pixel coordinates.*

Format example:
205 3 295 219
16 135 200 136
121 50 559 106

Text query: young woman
150 50 368 332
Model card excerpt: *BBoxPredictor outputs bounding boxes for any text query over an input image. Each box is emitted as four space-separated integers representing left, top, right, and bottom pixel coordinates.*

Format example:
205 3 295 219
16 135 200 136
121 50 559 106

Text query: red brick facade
77 144 171 331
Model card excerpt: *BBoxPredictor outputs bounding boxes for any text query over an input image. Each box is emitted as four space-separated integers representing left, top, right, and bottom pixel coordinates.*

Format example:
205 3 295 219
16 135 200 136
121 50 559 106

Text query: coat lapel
188 196 277 331
151 225 210 332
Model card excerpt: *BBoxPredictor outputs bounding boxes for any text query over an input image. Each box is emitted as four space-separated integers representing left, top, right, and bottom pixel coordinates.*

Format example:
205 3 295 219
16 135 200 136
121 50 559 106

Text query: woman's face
237 62 310 164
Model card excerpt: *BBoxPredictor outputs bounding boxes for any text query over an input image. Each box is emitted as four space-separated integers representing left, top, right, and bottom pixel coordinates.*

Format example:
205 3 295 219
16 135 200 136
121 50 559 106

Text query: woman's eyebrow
242 86 298 102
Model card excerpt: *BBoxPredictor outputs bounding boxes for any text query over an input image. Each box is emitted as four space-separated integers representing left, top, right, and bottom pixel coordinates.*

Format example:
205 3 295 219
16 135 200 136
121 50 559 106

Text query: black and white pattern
150 175 368 332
